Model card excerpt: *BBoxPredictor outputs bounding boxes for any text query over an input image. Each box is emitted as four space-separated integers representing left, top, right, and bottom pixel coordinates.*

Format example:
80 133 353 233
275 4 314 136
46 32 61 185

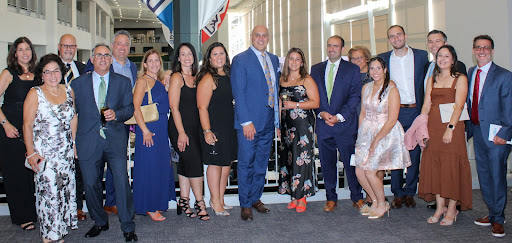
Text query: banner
200 0 229 43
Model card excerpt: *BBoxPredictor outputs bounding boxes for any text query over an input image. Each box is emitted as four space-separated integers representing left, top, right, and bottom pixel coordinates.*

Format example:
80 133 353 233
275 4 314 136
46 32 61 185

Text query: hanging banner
200 0 229 43
142 0 174 40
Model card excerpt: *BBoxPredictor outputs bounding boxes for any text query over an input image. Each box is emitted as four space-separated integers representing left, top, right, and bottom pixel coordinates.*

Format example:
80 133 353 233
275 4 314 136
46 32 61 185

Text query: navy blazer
466 62 512 147
71 72 134 160
84 59 138 87
378 47 429 115
231 48 280 131
311 59 361 142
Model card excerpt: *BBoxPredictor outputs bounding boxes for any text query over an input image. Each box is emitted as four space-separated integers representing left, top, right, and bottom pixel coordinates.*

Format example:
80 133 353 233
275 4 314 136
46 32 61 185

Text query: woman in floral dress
24 54 77 243
278 48 320 212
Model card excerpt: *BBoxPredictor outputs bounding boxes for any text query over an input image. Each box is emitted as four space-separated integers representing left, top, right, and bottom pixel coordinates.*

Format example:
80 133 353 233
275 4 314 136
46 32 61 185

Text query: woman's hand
27 153 44 172
73 143 78 159
177 133 189 152
204 131 217 145
282 101 298 110
143 130 155 147
2 122 19 138
442 129 453 144
368 139 380 158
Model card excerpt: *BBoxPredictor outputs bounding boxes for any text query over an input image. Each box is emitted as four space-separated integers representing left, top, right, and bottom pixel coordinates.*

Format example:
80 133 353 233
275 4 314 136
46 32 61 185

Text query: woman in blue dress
132 49 176 221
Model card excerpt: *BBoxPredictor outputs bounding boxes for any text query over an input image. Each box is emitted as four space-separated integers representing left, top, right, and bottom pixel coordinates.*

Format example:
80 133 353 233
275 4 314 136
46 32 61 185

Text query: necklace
47 87 60 97
145 73 158 81
22 71 30 79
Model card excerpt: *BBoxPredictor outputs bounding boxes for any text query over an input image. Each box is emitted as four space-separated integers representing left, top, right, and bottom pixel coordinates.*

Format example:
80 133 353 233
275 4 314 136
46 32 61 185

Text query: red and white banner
200 0 229 43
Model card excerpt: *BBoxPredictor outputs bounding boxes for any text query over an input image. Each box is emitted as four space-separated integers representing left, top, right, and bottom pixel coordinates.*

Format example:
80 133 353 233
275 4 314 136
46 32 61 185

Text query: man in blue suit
311 35 363 212
231 25 280 221
71 44 137 241
378 25 428 209
468 35 512 238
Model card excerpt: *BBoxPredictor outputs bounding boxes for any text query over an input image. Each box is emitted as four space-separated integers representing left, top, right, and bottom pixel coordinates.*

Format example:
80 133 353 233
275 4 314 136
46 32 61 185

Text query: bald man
231 25 280 220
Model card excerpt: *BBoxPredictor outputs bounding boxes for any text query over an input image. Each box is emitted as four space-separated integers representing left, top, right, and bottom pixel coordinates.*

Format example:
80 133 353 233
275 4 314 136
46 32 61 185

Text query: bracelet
203 129 212 134
296 102 300 109
26 152 37 159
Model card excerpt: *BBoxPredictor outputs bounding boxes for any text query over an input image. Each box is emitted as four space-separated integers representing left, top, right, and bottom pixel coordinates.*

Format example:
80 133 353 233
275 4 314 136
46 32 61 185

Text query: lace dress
354 83 411 170
33 86 77 240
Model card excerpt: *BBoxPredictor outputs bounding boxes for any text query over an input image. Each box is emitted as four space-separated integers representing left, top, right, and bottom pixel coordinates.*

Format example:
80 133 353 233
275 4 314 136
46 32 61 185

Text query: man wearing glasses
71 44 137 241
467 35 512 238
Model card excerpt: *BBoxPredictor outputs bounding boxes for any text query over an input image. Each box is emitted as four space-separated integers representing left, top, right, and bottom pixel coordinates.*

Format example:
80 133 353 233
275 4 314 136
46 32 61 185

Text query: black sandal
194 200 210 221
177 197 196 218
21 222 35 231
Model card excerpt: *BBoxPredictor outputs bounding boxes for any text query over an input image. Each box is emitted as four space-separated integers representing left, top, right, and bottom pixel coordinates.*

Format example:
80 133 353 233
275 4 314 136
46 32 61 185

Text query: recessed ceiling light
136 21 138 22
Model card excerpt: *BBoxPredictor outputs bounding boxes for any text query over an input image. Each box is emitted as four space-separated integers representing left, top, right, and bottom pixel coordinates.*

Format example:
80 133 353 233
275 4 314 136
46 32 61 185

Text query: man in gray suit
71 44 137 241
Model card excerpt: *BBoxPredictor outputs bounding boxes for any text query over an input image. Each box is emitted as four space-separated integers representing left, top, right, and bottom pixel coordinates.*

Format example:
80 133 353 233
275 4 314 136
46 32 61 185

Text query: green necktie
327 63 335 102
98 77 106 139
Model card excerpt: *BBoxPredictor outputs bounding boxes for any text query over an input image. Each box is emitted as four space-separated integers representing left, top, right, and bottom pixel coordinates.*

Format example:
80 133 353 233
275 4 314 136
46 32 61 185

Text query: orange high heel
147 211 166 221
296 197 307 213
287 200 297 209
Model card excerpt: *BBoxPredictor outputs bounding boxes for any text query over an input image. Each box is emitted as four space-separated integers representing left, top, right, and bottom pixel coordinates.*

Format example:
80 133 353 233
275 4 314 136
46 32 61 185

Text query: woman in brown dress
418 45 472 226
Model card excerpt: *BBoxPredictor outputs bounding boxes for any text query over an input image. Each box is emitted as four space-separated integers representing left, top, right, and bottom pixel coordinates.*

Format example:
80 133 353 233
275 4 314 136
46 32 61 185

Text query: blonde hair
139 49 164 80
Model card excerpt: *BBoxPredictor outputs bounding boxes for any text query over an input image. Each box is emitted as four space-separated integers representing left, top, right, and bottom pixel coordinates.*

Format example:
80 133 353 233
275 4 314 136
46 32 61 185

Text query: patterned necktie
261 52 275 107
470 69 482 125
327 63 335 102
65 63 74 86
98 77 107 139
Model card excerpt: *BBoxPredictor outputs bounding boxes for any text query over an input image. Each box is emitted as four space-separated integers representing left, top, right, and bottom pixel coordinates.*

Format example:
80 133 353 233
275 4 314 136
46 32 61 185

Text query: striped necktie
64 63 75 86
261 52 275 107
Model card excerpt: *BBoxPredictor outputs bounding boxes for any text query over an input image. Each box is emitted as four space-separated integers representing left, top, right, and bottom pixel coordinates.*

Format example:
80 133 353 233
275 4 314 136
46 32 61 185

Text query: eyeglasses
473 46 492 52
93 53 112 59
351 56 366 61
60 44 77 49
42 69 62 76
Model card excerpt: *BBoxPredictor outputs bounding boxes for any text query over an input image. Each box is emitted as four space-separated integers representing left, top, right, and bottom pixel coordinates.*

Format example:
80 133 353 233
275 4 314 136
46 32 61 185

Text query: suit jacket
466 62 512 147
84 59 138 87
378 47 429 115
424 60 467 78
231 48 280 131
75 60 86 75
311 59 361 142
71 72 134 160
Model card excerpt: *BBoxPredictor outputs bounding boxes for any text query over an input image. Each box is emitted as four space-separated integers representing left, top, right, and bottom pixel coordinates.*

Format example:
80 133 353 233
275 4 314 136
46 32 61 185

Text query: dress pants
74 158 85 210
104 166 116 207
80 138 135 232
391 107 421 197
237 108 274 208
317 135 362 202
473 125 510 225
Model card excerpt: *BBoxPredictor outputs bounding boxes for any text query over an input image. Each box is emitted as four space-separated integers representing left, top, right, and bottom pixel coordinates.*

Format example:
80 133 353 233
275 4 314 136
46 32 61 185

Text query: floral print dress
278 84 317 199
33 86 77 240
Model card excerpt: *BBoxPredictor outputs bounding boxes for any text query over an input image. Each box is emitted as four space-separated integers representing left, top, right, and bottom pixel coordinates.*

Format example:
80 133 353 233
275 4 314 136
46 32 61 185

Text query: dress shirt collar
391 44 412 59
112 56 130 68
477 61 492 74
327 57 341 67
250 45 267 57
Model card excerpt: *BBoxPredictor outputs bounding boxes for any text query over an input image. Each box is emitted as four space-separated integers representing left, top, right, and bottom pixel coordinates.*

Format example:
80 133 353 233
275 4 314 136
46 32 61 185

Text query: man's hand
320 112 335 127
243 123 256 141
104 109 116 121
493 135 507 145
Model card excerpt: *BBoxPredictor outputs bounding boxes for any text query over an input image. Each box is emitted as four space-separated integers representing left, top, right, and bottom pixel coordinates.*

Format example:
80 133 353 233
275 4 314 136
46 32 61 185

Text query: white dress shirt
389 45 416 104
62 59 80 78
92 71 110 108
320 58 345 122
470 61 492 103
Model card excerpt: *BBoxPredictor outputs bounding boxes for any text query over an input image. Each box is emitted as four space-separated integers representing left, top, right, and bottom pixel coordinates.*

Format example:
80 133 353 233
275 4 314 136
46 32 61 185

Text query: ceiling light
136 21 138 23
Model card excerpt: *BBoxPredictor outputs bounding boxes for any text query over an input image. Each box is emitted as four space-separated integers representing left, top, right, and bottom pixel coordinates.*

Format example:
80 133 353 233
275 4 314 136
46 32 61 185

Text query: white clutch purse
439 103 470 123
24 158 46 172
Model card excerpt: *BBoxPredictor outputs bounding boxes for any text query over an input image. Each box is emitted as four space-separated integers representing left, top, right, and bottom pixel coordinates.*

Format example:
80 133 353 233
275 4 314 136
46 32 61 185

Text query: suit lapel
106 72 115 105
330 60 347 107
480 63 496 102
317 61 328 104
85 73 100 113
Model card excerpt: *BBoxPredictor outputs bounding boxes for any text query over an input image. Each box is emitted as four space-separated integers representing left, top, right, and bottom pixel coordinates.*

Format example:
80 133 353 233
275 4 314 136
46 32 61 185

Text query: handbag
438 103 470 123
125 79 159 125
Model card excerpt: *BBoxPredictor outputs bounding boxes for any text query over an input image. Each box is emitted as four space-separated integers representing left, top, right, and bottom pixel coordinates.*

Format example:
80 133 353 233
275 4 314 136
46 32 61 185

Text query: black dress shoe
123 231 138 242
241 207 253 221
85 224 109 237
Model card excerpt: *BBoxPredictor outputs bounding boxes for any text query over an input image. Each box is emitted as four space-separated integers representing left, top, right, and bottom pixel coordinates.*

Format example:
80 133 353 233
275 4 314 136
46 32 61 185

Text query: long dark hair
7 37 37 75
196 42 230 86
433 44 459 83
171 42 198 75
368 57 390 102
34 54 66 85
281 47 308 83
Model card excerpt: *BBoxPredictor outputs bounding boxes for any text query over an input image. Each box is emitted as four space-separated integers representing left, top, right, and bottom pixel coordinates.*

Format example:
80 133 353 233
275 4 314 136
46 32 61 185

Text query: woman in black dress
197 42 237 216
168 43 209 220
0 37 38 230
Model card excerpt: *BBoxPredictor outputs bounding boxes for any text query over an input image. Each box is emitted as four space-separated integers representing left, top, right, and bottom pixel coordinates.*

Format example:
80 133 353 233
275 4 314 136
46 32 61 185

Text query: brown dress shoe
252 200 270 213
353 199 365 210
391 197 403 209
323 201 338 212
241 207 253 221
474 216 491 226
404 196 416 208
77 210 87 220
491 222 505 237
104 206 118 215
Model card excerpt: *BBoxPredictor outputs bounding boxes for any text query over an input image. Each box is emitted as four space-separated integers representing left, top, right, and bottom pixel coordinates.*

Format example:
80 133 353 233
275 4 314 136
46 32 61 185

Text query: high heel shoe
147 211 166 221
368 202 390 219
440 210 459 226
194 200 210 221
287 200 298 209
296 197 307 213
361 200 377 216
427 207 447 224
210 200 230 216
177 197 196 218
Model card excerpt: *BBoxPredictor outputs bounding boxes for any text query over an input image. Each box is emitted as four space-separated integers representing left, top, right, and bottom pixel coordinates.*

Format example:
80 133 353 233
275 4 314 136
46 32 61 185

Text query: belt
400 103 416 108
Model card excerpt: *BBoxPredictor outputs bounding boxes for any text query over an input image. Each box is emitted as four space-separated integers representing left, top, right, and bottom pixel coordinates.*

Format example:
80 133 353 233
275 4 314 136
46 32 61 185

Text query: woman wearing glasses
0 37 38 231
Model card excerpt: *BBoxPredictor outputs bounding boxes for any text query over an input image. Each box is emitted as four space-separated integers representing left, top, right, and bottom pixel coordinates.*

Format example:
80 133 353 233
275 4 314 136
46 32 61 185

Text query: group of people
0 23 510 242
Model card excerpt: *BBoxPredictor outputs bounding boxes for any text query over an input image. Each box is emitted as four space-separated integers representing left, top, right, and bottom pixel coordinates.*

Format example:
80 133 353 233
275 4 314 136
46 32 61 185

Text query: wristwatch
0 120 6 125
447 124 455 130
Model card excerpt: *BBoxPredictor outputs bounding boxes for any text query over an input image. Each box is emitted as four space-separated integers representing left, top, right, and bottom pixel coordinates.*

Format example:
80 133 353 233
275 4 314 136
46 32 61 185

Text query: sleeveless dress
33 86 77 240
354 83 411 170
278 84 317 199
168 73 203 177
201 75 237 166
418 77 473 210
0 68 37 225
134 80 176 215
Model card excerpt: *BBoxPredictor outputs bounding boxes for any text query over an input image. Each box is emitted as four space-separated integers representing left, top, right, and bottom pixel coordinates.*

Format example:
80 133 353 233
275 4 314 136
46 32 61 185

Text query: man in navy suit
468 35 512 238
71 44 137 241
378 25 428 209
231 25 280 221
311 35 363 212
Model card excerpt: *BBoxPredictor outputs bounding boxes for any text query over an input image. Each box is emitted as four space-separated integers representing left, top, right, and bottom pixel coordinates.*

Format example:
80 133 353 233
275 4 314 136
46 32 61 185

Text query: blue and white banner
142 0 173 31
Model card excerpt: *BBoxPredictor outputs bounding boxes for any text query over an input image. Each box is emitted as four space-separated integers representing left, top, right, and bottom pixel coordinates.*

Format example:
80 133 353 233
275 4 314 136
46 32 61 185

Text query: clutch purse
125 79 159 125
24 157 46 172
439 103 469 123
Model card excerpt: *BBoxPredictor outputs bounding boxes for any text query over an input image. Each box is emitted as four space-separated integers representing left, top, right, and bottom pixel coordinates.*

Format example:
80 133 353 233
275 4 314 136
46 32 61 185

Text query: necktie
261 53 275 107
470 69 482 125
327 63 335 102
64 63 74 86
98 77 107 139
